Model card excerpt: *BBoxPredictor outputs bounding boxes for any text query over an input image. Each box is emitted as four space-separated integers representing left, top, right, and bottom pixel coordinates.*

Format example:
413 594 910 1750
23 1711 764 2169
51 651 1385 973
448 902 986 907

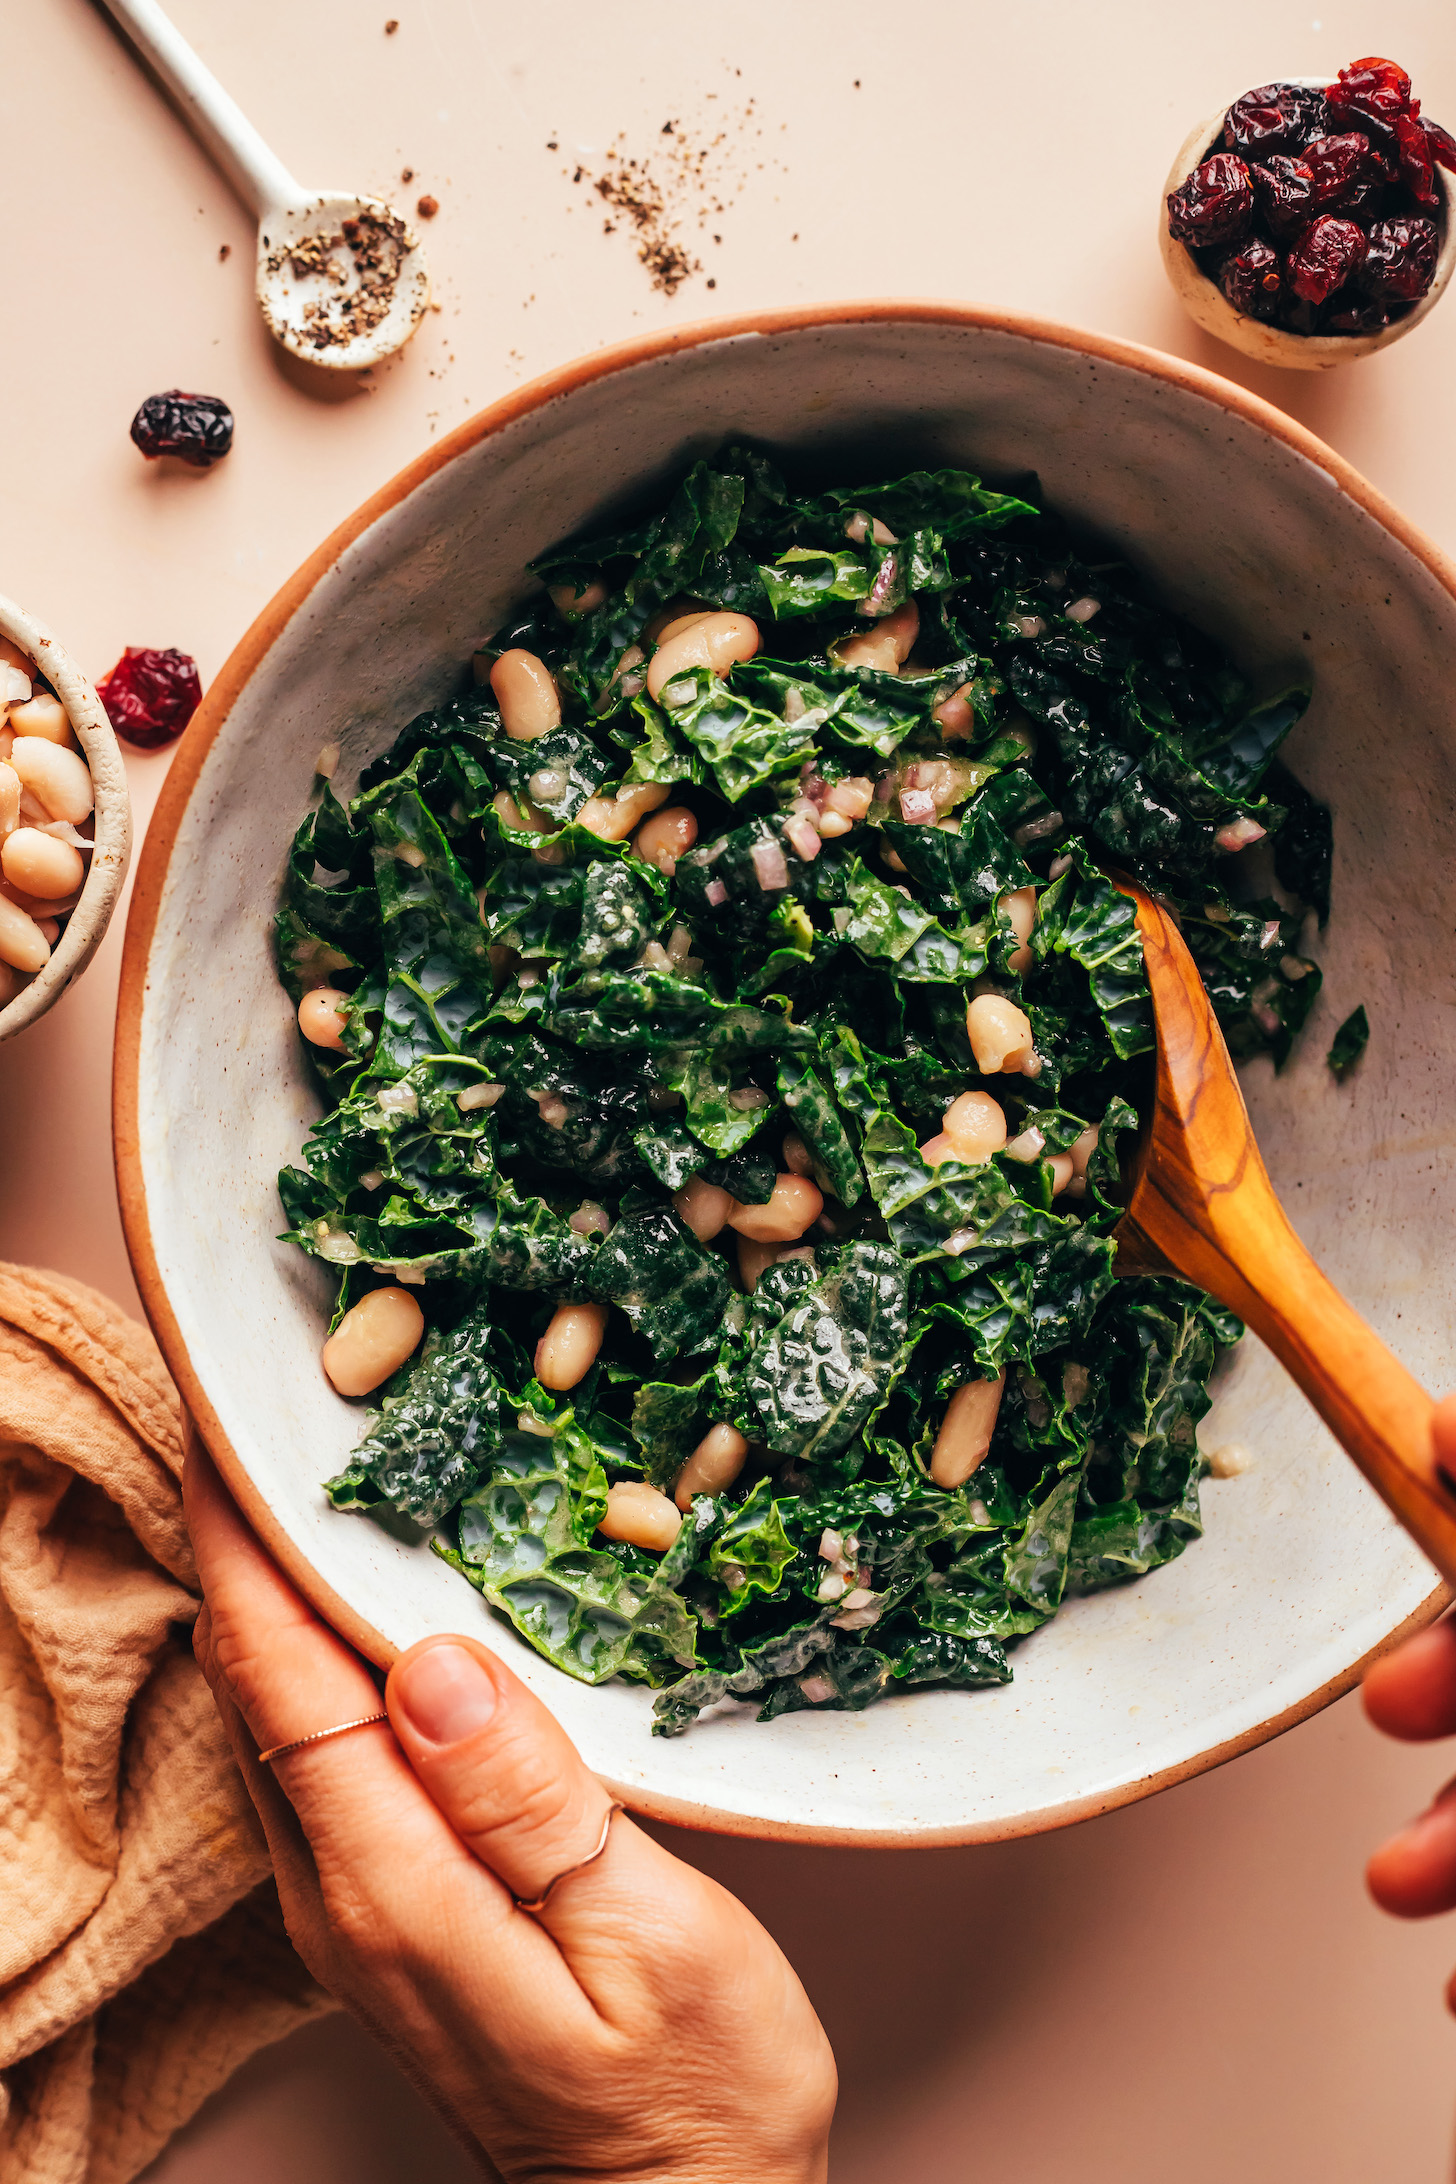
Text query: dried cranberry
1323 298 1393 334
1424 116 1456 174
1251 156 1317 238
1277 297 1323 336
1392 110 1438 205
129 389 234 468
1326 55 1414 141
1359 216 1441 301
1287 215 1367 303
1217 236 1284 318
96 647 202 749
1166 153 1254 247
1224 83 1330 157
1302 132 1378 208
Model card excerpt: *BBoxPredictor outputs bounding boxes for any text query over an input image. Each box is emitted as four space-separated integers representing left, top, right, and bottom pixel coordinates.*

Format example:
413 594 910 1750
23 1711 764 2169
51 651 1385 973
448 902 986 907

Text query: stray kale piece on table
275 448 1330 1736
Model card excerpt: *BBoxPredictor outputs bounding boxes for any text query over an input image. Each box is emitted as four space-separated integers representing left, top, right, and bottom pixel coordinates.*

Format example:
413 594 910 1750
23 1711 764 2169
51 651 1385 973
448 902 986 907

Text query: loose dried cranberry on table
1224 83 1329 157
129 389 234 468
1325 56 1414 140
1360 216 1441 302
96 648 202 750
1218 237 1283 318
1287 215 1368 304
1166 153 1255 247
1250 156 1317 238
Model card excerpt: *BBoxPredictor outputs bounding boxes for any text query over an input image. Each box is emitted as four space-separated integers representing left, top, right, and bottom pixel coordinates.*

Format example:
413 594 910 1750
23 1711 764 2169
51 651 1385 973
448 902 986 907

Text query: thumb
386 1634 618 1909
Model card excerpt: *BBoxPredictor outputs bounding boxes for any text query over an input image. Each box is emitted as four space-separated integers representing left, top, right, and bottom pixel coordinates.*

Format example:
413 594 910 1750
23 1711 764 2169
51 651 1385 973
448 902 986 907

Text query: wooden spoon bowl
1113 879 1456 1581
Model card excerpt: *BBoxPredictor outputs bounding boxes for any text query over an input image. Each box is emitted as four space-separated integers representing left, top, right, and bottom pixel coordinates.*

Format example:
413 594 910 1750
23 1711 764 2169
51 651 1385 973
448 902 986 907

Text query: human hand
1364 1395 1456 2004
185 1441 835 2183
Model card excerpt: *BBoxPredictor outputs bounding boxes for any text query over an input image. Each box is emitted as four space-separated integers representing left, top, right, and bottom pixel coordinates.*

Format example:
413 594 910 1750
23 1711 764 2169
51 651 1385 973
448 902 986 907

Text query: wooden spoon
1111 878 1456 1583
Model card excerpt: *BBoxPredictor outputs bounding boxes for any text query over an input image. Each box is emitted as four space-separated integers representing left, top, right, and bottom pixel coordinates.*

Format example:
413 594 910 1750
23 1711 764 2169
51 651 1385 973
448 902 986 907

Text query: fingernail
395 1642 499 1744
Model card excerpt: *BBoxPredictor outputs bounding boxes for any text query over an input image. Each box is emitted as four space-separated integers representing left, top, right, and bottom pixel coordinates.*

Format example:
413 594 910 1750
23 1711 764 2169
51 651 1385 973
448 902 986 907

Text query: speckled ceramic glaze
0 594 130 1043
115 306 1454 1844
1160 79 1456 370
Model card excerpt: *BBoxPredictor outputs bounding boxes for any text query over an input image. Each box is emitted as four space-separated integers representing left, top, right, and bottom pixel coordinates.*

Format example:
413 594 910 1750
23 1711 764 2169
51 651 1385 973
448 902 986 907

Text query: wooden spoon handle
1225 1220 1453 1583
1124 1189 1455 1578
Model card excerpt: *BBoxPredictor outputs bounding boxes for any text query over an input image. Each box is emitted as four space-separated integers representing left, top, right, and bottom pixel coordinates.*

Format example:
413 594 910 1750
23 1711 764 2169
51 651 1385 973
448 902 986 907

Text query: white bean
647 611 761 703
534 1301 608 1390
1207 1442 1253 1478
298 987 350 1050
942 1091 1008 1163
597 1480 682 1552
1 826 83 899
737 1237 815 1292
321 1286 424 1397
966 992 1036 1074
642 596 709 645
456 1080 505 1111
998 885 1037 974
673 1174 734 1241
781 1131 814 1177
0 764 19 838
8 693 75 748
0 893 49 972
835 598 919 672
934 683 976 739
931 1373 1006 1488
1068 1125 1100 1176
726 1173 823 1243
9 737 93 823
824 776 875 820
845 511 898 546
578 781 671 841
632 805 698 875
549 578 607 617
489 649 562 741
673 1422 749 1510
1049 1152 1075 1196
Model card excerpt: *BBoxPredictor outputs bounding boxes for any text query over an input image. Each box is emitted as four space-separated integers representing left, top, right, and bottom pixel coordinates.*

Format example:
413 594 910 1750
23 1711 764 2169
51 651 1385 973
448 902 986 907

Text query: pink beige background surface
4 0 1456 2175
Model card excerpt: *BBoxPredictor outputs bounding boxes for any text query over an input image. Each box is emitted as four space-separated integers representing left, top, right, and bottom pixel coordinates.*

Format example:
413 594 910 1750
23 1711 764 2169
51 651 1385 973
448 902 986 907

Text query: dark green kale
1327 1004 1369 1078
277 447 1334 1738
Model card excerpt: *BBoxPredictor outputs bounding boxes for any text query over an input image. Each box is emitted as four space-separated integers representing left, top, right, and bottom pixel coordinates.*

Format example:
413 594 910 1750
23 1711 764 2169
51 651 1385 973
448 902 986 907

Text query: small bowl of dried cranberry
1161 59 1456 369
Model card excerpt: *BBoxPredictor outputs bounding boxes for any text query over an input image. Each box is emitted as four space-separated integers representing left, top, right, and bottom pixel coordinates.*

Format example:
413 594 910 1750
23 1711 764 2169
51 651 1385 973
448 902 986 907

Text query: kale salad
275 449 1332 1738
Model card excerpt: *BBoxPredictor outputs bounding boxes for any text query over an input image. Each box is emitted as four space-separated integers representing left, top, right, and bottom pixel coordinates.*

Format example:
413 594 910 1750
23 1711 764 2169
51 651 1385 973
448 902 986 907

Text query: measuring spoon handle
100 0 300 216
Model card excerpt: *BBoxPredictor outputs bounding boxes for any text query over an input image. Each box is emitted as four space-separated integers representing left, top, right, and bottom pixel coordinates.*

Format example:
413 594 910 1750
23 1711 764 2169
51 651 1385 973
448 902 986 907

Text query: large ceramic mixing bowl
114 304 1453 1845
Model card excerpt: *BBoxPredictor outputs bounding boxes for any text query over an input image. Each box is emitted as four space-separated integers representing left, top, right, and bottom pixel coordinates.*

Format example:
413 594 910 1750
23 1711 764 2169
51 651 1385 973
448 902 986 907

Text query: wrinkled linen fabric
0 1266 333 2184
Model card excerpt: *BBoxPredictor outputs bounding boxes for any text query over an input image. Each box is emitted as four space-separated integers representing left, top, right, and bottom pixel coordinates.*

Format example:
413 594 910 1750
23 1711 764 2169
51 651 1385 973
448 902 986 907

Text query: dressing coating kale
276 450 1331 1735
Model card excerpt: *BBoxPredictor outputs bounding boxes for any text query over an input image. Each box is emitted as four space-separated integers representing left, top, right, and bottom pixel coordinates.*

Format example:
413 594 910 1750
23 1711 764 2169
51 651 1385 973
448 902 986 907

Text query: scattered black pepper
218 242 231 262
384 16 398 30
401 166 414 182
561 89 780 297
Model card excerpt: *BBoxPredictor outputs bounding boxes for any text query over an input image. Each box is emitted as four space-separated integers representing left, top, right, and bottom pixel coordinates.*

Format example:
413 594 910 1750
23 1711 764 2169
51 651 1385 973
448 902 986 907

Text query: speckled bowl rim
112 302 1450 1845
1159 77 1456 370
0 594 131 1043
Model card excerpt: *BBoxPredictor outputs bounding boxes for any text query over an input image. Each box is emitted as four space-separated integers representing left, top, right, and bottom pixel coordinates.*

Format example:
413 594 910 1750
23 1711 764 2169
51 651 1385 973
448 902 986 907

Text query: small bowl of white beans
0 594 130 1041
116 304 1456 1848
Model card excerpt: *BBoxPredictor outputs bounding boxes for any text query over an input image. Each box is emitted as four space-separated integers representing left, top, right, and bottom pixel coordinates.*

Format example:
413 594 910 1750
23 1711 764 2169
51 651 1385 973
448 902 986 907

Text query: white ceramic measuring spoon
100 0 430 370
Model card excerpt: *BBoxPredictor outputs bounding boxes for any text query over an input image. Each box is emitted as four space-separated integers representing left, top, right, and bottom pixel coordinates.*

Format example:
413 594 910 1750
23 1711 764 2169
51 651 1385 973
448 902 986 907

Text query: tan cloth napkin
0 1266 333 2184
